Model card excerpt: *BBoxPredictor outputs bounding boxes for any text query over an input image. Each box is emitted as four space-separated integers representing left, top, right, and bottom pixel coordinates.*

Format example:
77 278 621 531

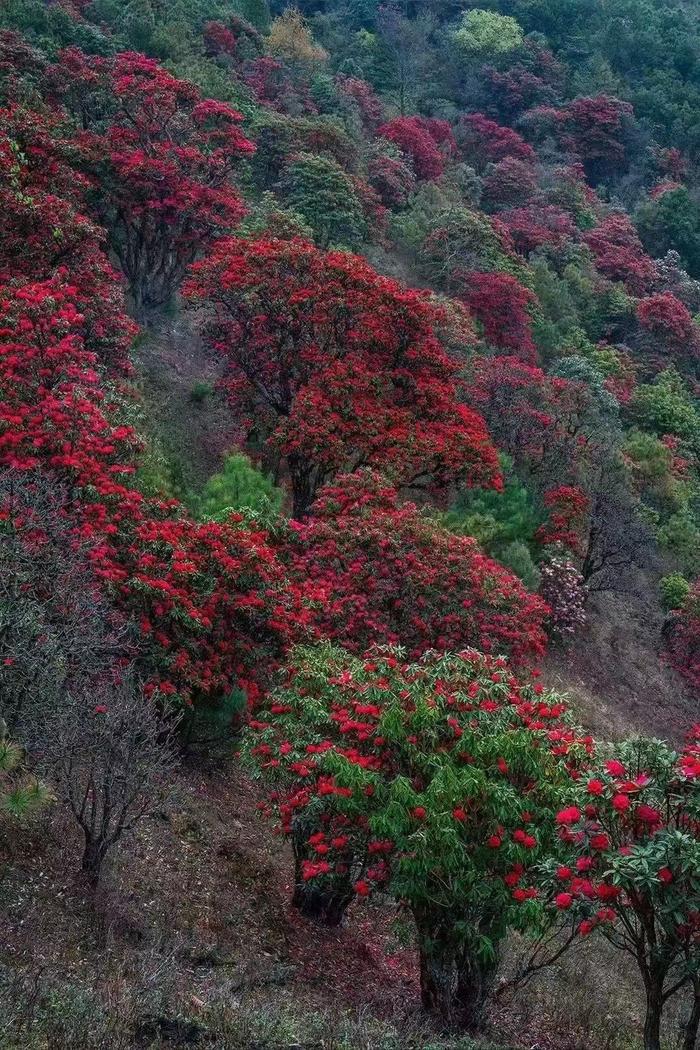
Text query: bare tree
581 460 658 594
42 676 179 886
377 3 436 115
0 469 132 738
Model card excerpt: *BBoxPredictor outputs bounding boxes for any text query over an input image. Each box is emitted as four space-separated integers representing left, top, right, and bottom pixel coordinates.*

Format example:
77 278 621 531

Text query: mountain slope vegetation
0 2 699 1048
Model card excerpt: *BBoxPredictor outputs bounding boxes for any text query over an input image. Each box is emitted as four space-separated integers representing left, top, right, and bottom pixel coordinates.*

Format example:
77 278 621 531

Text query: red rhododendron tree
44 49 254 314
481 157 538 209
336 74 384 130
458 272 538 361
0 277 139 485
468 355 611 487
185 237 499 517
376 116 454 180
538 731 700 1050
636 292 700 371
561 95 633 183
499 205 576 256
0 107 136 373
245 645 590 1028
90 506 296 708
0 278 293 711
585 213 657 295
537 485 590 554
456 113 536 171
366 146 416 208
286 470 548 666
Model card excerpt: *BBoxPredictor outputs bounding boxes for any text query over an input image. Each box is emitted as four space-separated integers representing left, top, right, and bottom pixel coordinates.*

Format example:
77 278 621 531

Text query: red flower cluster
377 116 455 180
286 470 548 667
185 237 499 517
43 48 254 311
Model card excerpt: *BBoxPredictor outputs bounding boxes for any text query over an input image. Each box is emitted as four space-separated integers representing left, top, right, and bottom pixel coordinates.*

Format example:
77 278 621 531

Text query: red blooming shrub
666 581 700 692
560 95 633 183
185 237 499 517
203 20 238 57
584 213 657 295
0 277 292 709
499 205 577 255
482 63 558 120
44 49 254 313
0 277 138 486
537 485 589 553
335 74 384 130
366 147 416 208
481 156 538 209
538 732 700 1050
92 506 295 707
376 116 453 180
459 272 538 361
468 355 598 489
0 107 136 373
244 645 590 1028
286 470 548 667
637 292 694 345
456 113 536 171
243 55 314 113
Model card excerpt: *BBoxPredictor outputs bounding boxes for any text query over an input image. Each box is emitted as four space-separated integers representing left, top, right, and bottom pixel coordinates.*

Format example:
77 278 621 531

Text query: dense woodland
0 1 699 1048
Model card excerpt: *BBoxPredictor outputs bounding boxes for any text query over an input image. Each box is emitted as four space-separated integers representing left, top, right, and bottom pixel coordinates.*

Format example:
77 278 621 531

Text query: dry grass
0 757 693 1050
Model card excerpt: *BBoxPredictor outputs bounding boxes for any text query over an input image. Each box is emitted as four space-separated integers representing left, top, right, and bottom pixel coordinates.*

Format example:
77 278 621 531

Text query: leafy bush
245 644 589 1028
660 572 690 611
198 453 283 519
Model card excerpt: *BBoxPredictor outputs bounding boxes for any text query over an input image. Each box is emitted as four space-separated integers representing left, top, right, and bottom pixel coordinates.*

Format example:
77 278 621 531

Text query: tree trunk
291 827 354 927
414 908 499 1031
643 983 664 1050
682 983 700 1050
288 454 316 520
81 835 108 887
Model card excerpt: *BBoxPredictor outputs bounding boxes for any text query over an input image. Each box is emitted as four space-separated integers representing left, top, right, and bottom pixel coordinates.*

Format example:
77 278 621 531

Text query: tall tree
185 237 499 517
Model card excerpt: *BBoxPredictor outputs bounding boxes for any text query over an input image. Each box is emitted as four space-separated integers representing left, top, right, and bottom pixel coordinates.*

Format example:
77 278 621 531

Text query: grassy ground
1 756 692 1050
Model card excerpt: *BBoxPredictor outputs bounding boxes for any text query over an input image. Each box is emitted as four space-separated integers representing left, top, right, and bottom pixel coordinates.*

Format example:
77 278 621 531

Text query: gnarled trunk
414 907 499 1031
288 454 317 521
291 826 355 927
643 981 664 1050
81 834 110 887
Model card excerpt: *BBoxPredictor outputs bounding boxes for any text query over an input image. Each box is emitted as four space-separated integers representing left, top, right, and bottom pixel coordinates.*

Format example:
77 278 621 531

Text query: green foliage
443 459 540 553
240 190 314 240
277 152 367 248
246 644 588 1023
0 724 50 821
415 206 519 289
660 572 690 611
452 10 524 57
497 541 541 591
636 188 700 279
197 453 283 519
632 369 700 451
190 381 214 404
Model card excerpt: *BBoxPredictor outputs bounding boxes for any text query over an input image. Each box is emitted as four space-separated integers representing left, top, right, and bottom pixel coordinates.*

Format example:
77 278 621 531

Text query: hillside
0 2 699 1049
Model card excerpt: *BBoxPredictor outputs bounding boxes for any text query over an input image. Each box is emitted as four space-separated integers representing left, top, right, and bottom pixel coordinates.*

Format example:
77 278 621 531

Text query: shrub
245 644 590 1028
198 453 283 519
537 732 700 1050
660 572 690 611
287 470 549 668
665 580 700 690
